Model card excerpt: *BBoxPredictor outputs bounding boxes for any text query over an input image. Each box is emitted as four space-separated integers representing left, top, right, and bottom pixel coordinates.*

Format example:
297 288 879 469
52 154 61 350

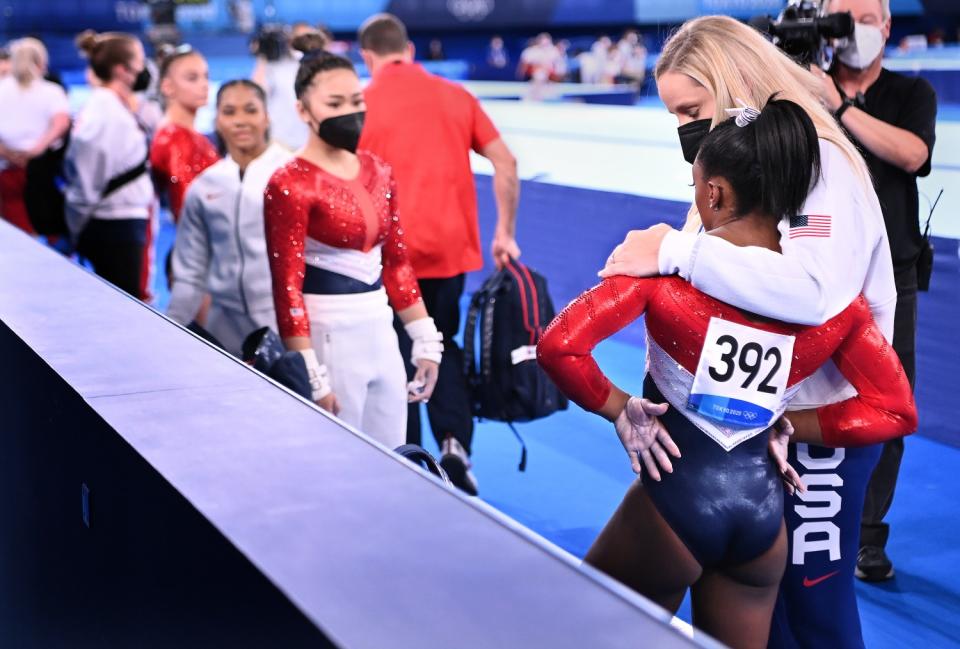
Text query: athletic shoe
440 437 479 496
855 545 895 582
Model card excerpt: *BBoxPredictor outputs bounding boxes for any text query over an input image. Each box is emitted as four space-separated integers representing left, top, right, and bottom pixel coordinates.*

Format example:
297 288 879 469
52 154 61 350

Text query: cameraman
251 22 323 150
814 0 936 584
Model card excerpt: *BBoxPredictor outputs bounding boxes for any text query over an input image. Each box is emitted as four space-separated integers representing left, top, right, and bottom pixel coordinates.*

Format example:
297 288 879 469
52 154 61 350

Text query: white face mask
838 22 885 70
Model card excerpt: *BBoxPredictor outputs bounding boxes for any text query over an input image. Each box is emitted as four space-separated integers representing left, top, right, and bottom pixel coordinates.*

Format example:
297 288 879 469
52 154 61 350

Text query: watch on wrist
835 97 854 121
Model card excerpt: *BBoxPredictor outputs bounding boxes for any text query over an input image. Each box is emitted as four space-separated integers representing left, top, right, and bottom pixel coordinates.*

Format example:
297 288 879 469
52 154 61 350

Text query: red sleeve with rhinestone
817 297 917 446
151 126 219 222
380 170 422 311
537 276 657 412
264 169 311 339
168 131 218 221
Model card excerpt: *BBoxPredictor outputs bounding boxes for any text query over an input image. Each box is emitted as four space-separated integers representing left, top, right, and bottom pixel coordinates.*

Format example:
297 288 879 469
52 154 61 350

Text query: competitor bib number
688 318 795 427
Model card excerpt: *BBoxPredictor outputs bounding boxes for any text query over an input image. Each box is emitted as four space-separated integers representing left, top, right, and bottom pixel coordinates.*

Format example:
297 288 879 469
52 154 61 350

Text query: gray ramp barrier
0 221 720 648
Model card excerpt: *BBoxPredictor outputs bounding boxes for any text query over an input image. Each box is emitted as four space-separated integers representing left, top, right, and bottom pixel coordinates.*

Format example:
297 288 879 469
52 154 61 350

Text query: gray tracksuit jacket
167 143 291 324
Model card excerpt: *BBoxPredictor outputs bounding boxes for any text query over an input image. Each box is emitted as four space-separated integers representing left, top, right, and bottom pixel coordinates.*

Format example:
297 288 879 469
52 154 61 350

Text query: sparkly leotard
150 123 219 221
263 150 421 340
537 275 916 566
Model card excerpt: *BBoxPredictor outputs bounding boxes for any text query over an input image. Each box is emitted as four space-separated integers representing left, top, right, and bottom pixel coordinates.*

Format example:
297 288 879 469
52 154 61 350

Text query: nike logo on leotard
802 570 839 587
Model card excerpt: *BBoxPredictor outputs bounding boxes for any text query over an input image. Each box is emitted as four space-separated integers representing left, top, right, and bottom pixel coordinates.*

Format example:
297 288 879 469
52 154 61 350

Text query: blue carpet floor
149 174 960 648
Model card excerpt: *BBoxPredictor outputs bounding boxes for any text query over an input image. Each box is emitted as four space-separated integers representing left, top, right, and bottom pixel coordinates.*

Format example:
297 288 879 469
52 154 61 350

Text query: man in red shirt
359 13 520 494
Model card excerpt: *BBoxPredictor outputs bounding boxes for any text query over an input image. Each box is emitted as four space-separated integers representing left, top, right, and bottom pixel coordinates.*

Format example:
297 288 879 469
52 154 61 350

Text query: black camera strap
920 188 942 242
915 189 942 291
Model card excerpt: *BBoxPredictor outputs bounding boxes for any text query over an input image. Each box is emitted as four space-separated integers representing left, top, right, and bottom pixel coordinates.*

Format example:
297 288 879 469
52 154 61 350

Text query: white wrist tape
298 348 332 401
405 317 443 365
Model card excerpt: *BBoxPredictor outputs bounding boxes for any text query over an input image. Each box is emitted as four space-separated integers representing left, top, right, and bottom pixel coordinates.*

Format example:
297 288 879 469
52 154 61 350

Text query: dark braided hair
696 95 822 222
293 49 356 100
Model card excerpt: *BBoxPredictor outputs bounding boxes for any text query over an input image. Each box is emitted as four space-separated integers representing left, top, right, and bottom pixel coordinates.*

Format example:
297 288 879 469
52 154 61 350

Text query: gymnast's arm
167 186 211 325
263 174 311 345
263 174 338 412
785 298 917 446
162 128 196 221
381 173 425 315
537 276 656 421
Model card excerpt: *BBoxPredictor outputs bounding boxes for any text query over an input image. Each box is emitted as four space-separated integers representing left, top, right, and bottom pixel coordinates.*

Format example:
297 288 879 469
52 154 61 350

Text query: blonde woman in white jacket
167 79 289 357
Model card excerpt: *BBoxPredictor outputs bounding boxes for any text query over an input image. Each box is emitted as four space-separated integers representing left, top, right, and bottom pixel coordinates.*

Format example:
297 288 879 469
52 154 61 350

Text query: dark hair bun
75 30 100 56
290 31 328 56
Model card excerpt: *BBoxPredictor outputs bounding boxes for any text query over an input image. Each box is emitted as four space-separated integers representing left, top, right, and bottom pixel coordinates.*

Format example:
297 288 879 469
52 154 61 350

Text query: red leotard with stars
149 123 219 221
537 275 916 446
263 150 421 340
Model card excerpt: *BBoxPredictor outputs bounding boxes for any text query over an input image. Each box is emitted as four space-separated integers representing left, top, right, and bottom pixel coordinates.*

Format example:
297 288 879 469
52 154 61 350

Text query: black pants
76 218 147 299
860 266 918 549
394 274 474 454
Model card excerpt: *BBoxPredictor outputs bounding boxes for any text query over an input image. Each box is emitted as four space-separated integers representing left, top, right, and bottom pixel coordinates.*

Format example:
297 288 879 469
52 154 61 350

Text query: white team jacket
63 87 154 236
167 143 292 324
658 140 898 409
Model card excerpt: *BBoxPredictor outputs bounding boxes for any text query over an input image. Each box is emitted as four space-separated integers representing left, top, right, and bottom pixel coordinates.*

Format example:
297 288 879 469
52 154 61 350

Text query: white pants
304 289 407 449
206 303 278 358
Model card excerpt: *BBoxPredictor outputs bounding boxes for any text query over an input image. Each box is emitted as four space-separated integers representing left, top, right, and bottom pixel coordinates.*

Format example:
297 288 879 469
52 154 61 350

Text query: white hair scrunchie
725 98 761 128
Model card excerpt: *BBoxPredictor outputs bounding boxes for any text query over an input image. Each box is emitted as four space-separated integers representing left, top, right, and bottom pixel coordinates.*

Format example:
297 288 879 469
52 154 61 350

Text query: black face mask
677 118 711 165
131 66 151 93
316 111 365 153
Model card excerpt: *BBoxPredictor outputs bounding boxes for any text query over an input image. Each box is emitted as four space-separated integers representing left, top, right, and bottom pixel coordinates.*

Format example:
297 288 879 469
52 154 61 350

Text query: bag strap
480 275 500 380
102 154 149 200
463 271 503 377
503 258 536 346
506 423 528 472
462 285 485 383
394 444 452 485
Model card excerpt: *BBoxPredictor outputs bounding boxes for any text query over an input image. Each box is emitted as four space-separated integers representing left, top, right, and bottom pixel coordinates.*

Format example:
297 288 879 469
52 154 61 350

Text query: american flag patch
789 214 831 239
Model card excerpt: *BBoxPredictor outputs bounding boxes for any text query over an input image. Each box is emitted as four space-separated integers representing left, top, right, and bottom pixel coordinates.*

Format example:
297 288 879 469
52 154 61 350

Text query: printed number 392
707 334 782 395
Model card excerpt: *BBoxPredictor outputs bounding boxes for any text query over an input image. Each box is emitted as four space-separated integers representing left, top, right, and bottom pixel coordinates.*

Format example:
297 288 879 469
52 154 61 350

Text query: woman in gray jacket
167 79 290 356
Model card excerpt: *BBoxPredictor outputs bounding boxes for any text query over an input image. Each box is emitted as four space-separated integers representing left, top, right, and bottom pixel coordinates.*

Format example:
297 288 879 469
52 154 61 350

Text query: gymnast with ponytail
537 96 916 649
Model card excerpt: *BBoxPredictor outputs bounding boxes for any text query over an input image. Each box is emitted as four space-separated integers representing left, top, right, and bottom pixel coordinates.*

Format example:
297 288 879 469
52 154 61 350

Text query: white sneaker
440 437 479 496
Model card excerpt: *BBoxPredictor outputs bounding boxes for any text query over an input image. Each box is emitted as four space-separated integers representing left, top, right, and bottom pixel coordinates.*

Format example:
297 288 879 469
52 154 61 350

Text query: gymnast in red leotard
537 98 916 649
149 45 219 222
263 50 443 451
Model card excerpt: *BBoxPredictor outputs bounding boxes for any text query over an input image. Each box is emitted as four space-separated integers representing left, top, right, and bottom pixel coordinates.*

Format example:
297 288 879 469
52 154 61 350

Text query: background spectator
487 35 508 69
519 32 563 82
251 23 326 150
621 42 647 88
428 38 445 61
0 38 70 235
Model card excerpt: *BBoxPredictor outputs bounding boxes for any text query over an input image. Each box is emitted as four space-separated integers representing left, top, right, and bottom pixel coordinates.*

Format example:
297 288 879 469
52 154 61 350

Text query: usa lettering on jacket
792 443 843 564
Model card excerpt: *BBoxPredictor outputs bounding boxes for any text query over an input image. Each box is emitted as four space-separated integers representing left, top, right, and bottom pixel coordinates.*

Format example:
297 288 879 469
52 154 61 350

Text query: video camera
750 0 854 67
251 23 289 62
